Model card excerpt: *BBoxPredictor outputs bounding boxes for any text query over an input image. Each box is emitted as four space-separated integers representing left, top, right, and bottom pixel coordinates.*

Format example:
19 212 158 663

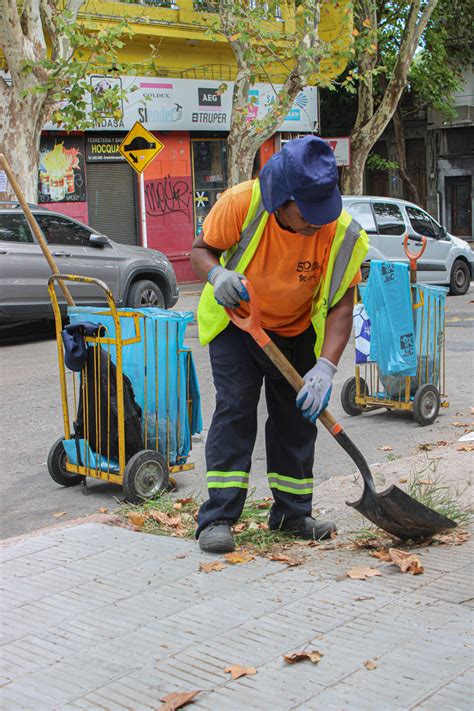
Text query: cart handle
404 234 427 283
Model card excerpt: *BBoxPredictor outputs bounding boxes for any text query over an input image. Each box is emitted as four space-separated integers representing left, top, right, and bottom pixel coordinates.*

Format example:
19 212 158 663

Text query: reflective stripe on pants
207 471 249 489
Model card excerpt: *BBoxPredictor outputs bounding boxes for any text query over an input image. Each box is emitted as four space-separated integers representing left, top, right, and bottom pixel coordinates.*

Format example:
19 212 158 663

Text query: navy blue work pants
196 323 318 536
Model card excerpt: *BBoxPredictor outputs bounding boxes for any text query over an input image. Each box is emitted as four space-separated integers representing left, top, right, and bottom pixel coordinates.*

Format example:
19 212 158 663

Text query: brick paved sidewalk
1 522 472 710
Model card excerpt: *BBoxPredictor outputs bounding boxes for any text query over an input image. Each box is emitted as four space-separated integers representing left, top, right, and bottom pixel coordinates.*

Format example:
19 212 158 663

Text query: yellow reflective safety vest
197 179 369 357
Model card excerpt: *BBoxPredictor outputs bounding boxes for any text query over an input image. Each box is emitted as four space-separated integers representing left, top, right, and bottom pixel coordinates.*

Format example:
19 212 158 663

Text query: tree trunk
392 108 421 204
341 135 370 195
0 92 46 202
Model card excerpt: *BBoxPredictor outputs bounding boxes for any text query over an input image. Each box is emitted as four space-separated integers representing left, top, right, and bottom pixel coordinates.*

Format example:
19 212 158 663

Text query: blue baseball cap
259 135 342 225
62 321 103 371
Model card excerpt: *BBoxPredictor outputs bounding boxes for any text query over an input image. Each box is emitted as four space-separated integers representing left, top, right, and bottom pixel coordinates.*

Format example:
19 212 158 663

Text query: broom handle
0 154 75 306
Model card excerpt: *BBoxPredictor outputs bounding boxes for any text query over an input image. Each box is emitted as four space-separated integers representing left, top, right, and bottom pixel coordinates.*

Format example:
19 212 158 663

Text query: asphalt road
1 285 473 539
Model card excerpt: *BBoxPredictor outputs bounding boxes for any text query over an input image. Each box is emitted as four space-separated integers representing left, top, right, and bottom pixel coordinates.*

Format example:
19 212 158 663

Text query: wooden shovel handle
225 279 339 437
0 153 75 306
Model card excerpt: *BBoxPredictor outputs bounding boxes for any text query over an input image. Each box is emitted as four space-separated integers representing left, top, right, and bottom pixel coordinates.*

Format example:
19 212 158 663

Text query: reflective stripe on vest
207 470 249 489
197 179 369 354
267 473 313 496
328 217 364 305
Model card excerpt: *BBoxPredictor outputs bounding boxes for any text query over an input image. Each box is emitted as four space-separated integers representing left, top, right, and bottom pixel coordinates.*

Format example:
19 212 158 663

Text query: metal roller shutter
87 163 139 245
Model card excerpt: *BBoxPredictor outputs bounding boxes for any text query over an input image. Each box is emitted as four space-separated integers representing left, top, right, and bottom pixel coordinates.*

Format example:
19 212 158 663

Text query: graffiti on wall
145 176 192 218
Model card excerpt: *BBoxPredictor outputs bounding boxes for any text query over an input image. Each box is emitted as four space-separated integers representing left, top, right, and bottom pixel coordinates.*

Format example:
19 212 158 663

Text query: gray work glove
296 357 337 423
208 265 249 309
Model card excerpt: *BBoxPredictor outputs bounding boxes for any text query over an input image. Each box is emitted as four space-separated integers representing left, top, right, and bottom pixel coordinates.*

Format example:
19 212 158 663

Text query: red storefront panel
142 133 197 283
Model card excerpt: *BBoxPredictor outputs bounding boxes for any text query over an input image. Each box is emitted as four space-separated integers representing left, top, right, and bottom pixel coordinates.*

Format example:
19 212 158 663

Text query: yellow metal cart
341 237 449 426
47 274 196 502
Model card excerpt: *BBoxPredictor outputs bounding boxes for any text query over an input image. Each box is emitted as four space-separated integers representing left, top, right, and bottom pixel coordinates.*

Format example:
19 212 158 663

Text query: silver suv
342 196 473 295
0 202 179 324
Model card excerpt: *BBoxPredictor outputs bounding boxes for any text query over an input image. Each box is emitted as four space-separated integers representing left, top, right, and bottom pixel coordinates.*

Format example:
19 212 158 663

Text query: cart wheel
47 437 83 487
341 376 367 416
123 450 169 504
413 384 441 426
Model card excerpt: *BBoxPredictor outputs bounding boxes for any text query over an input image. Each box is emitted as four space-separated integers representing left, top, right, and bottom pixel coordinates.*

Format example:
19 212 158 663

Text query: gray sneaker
199 520 235 553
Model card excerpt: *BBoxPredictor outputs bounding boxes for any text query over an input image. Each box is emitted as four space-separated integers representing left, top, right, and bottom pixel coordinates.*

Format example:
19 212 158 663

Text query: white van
342 196 473 295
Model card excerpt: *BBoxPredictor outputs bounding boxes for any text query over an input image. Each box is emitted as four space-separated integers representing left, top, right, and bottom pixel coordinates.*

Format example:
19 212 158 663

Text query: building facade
36 0 352 281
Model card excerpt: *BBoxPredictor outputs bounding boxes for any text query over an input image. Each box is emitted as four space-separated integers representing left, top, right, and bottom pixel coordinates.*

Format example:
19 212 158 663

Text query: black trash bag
75 345 144 462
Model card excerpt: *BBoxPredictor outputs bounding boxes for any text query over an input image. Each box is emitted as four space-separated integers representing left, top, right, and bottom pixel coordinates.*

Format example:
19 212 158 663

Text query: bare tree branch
0 0 28 86
363 0 438 143
21 0 47 50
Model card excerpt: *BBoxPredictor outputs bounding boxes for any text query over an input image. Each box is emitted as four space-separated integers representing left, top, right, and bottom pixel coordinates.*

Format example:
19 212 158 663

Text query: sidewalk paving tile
1 522 472 711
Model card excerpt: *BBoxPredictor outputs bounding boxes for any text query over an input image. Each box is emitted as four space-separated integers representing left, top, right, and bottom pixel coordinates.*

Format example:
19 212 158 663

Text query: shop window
192 139 228 237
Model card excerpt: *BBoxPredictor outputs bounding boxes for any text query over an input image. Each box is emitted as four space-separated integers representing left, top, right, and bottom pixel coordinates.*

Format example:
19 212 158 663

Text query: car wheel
449 260 470 296
128 280 165 308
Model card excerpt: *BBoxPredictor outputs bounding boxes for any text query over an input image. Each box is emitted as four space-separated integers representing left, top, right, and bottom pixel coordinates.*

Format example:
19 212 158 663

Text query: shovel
225 279 457 541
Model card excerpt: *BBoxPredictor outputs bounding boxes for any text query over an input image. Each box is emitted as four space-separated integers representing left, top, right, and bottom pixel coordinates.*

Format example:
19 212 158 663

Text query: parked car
0 202 179 324
342 196 473 295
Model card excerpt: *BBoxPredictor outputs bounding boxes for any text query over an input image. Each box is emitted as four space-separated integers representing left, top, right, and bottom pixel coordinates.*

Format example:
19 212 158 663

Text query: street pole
140 171 148 248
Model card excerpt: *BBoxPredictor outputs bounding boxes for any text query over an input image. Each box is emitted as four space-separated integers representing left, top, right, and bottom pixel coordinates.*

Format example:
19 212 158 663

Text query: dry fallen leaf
159 690 201 710
432 529 470 546
452 422 470 427
268 554 302 566
364 659 378 671
98 507 108 514
233 523 247 533
470 407 474 415
199 561 227 573
284 650 324 665
257 501 272 509
418 479 434 485
148 511 182 527
378 445 393 451
53 511 67 518
370 549 391 562
173 502 183 510
176 498 194 505
258 522 269 530
399 477 408 484
347 567 382 580
457 444 474 452
224 551 255 565
388 548 424 575
128 511 145 527
224 665 257 680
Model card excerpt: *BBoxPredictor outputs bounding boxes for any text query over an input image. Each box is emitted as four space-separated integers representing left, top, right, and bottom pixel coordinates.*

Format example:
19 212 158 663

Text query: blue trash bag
362 261 417 377
62 438 120 473
67 307 202 466
413 283 448 387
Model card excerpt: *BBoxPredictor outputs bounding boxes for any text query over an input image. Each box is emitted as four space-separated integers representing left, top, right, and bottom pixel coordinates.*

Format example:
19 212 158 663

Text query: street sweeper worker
191 135 369 554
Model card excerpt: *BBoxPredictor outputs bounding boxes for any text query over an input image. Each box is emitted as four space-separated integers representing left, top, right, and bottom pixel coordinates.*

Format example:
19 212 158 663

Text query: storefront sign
325 137 351 167
85 134 125 162
44 76 318 133
38 135 86 203
119 121 164 174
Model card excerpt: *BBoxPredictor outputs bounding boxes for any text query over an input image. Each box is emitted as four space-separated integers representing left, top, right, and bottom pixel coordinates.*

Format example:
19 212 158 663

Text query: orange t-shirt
203 180 361 337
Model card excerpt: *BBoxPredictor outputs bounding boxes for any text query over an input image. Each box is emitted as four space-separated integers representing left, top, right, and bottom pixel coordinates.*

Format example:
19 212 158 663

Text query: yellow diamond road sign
119 121 164 174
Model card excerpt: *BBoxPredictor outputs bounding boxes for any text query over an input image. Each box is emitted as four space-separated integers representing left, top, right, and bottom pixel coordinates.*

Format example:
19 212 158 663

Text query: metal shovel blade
335 427 457 540
347 482 457 541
